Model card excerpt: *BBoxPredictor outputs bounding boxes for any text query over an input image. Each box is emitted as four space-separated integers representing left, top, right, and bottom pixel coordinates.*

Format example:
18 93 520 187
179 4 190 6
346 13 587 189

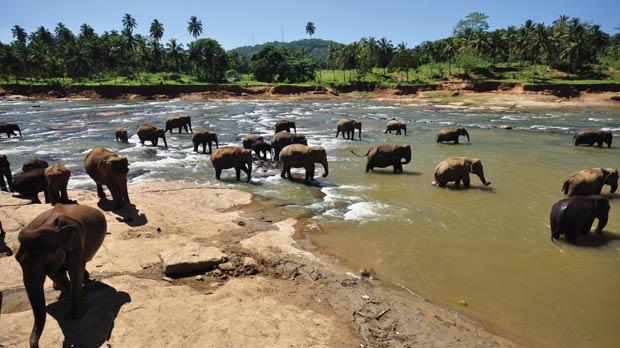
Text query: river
1 99 618 347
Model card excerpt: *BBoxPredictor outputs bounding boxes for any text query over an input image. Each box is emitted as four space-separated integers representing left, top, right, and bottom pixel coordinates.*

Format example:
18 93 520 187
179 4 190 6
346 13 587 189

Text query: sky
1 0 618 50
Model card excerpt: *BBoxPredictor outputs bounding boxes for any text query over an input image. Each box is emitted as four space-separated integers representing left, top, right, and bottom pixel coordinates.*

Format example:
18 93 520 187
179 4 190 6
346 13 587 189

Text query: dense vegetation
0 12 618 87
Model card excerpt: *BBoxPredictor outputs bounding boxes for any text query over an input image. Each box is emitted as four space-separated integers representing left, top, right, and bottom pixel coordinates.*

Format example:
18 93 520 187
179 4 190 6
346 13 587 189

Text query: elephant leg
235 166 241 181
455 179 461 186
67 261 85 319
178 127 182 134
0 175 6 190
208 142 212 154
47 268 70 296
384 129 388 134
335 130 340 138
43 189 50 204
366 163 373 172
193 143 198 153
454 138 459 144
462 175 471 188
96 183 106 199
280 166 287 178
305 164 315 182
30 194 42 204
61 188 69 203
215 168 222 180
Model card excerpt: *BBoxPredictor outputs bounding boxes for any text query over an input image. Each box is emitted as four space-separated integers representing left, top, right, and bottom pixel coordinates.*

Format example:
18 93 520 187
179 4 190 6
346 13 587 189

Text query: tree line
0 12 618 85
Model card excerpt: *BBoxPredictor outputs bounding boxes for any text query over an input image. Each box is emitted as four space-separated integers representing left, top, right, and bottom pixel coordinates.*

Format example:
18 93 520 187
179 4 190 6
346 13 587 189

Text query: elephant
562 168 618 196
573 128 613 148
0 123 22 138
115 128 128 143
165 116 192 133
352 144 412 173
137 124 168 148
22 158 49 173
12 169 49 204
436 127 470 144
242 134 264 149
15 204 107 348
271 132 308 161
192 129 219 154
0 155 12 192
243 135 272 160
44 164 73 205
434 157 491 188
385 119 407 135
84 147 130 209
279 144 329 183
550 195 610 242
275 120 297 134
210 146 253 182
336 118 362 140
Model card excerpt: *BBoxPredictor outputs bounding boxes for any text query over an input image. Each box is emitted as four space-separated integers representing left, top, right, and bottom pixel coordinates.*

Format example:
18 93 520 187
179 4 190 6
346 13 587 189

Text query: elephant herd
0 114 617 348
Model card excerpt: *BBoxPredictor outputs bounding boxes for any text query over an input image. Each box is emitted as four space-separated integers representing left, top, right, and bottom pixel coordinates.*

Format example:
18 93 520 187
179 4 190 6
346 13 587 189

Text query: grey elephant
279 144 329 183
22 158 49 173
271 132 308 161
434 157 491 188
44 164 73 205
0 123 22 138
115 128 128 143
436 127 470 144
275 120 297 134
137 124 168 148
550 195 610 242
562 168 618 196
385 119 407 135
573 128 613 148
336 118 362 140
165 116 192 133
352 144 411 173
243 134 273 160
211 146 253 182
192 129 219 154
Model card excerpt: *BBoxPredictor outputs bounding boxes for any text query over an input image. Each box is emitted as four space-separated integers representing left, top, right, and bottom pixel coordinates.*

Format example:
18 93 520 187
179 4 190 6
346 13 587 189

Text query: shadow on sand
47 281 131 347
97 200 148 227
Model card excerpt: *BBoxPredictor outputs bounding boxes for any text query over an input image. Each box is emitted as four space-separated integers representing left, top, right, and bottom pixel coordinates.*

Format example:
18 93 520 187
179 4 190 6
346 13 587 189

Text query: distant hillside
229 38 344 64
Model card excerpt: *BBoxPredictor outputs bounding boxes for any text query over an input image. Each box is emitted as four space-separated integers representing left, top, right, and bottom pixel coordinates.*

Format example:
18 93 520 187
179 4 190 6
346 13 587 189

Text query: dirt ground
0 182 516 347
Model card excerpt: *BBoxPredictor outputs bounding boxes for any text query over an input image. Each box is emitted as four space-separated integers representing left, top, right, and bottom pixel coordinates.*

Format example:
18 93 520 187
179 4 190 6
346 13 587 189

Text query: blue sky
1 0 618 49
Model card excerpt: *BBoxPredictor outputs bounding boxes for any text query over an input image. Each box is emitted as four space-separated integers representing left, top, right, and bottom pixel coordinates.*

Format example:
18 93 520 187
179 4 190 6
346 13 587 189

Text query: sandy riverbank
0 181 515 347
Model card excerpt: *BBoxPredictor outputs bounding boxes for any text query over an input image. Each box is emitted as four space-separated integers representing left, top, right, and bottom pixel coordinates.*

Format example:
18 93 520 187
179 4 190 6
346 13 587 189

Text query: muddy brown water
0 99 618 347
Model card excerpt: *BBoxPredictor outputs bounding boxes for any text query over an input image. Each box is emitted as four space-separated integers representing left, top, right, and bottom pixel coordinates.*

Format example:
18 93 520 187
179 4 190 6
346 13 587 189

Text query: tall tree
11 25 27 44
305 22 316 38
122 13 137 35
187 16 203 39
150 19 164 42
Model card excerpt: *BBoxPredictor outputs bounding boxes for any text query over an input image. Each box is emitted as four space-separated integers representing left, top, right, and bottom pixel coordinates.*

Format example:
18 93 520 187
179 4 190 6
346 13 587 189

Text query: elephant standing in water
352 144 411 173
271 132 308 161
211 146 253 182
165 116 192 133
336 118 362 140
0 123 22 138
0 155 12 191
436 127 470 144
137 124 168 148
562 168 618 196
573 128 613 148
385 119 407 135
434 157 491 188
16 204 107 348
279 144 329 183
192 129 219 154
275 120 297 133
84 147 130 209
243 135 272 160
115 128 128 143
44 164 73 205
550 195 610 242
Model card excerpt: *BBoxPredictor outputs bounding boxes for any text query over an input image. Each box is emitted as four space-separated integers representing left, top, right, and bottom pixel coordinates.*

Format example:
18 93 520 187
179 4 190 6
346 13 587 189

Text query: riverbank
0 181 515 347
2 82 620 110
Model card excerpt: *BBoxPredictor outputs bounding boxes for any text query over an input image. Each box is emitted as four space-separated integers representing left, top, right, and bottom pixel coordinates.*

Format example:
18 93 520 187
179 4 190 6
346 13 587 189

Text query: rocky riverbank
0 181 516 347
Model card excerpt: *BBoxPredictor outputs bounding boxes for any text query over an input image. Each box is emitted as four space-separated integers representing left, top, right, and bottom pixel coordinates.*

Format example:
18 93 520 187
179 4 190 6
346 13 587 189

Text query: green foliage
230 39 343 68
453 12 489 36
187 38 228 82
250 45 316 83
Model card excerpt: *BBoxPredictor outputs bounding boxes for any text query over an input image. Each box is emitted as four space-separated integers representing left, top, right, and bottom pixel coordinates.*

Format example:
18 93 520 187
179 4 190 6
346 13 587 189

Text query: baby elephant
275 120 296 134
22 158 49 173
352 144 411 173
436 127 470 144
573 128 612 148
336 118 362 140
12 169 49 204
0 123 22 138
243 134 272 160
279 144 329 183
385 119 407 135
211 146 253 182
550 195 610 242
0 154 12 192
44 164 73 205
434 157 491 188
192 129 219 154
137 124 167 148
16 204 107 348
562 168 618 196
115 128 128 143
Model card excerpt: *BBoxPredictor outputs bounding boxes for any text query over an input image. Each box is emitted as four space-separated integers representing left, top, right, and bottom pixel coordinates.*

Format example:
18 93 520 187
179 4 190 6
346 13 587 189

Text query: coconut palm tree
442 38 457 77
187 16 203 39
122 13 137 35
11 25 27 44
79 23 95 39
305 22 316 38
150 19 164 42
165 39 184 72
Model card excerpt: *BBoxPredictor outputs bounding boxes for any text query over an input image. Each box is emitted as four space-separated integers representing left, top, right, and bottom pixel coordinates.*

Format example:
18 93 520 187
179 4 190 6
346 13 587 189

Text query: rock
160 245 228 275
500 125 513 130
346 272 361 280
361 295 370 300
243 257 257 267
212 269 223 277
237 221 246 227
218 262 235 271
162 276 174 283
195 275 204 281
612 96 620 102
359 269 371 277
457 299 468 306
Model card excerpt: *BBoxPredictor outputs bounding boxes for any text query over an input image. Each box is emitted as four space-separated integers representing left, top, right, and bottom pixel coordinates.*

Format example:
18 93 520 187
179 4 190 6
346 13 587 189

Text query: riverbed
1 99 618 347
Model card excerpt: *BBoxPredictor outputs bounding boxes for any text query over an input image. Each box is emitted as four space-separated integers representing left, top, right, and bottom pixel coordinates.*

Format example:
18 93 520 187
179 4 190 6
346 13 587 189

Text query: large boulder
160 244 227 275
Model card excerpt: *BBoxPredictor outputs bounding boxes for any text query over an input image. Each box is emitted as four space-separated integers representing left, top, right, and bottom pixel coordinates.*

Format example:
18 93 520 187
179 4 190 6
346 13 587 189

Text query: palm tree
442 38 457 77
187 16 203 39
11 25 27 44
530 23 550 83
165 39 184 72
150 19 164 42
122 13 137 35
305 22 316 38
79 23 95 39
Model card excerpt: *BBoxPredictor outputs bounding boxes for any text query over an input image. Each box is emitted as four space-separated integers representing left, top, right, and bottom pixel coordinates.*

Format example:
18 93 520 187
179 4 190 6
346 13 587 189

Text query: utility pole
281 27 284 42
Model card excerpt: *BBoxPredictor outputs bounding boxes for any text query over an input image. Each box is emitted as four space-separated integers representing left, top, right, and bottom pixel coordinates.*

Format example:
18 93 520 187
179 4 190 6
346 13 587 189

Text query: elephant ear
58 225 79 252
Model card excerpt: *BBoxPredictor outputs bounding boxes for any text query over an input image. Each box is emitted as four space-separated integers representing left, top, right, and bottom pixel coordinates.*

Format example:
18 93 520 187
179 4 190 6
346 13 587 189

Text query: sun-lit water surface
0 99 618 347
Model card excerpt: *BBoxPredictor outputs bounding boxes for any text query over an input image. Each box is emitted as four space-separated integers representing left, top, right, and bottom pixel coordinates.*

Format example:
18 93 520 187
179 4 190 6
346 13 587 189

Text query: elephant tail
350 150 370 157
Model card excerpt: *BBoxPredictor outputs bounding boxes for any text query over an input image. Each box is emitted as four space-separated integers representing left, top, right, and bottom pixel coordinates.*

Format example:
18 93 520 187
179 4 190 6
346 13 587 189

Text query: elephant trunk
215 136 219 148
162 135 168 148
596 209 609 233
23 269 46 348
319 155 329 177
610 181 617 193
293 124 297 133
401 149 411 165
4 168 13 190
403 125 407 136
17 126 22 138
246 161 252 183
477 170 491 186
464 129 470 142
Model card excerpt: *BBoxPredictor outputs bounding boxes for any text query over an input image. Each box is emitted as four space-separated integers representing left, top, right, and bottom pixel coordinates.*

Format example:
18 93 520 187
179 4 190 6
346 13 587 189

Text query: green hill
229 38 344 65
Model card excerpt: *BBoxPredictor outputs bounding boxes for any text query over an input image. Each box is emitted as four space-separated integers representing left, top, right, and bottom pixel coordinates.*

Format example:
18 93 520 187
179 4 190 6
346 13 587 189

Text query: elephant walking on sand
436 127 470 144
385 119 407 135
352 144 411 173
84 147 130 209
550 195 610 242
137 124 168 148
562 168 618 196
0 155 12 191
44 164 73 205
434 157 491 188
115 128 128 143
16 204 107 348
275 120 297 134
211 146 253 182
165 116 192 133
279 144 329 183
12 158 50 204
192 129 219 154
573 128 613 148
336 118 362 140
0 123 22 138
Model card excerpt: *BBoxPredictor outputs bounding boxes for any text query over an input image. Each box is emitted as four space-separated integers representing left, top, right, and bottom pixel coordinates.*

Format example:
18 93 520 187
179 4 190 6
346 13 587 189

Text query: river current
0 99 619 347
